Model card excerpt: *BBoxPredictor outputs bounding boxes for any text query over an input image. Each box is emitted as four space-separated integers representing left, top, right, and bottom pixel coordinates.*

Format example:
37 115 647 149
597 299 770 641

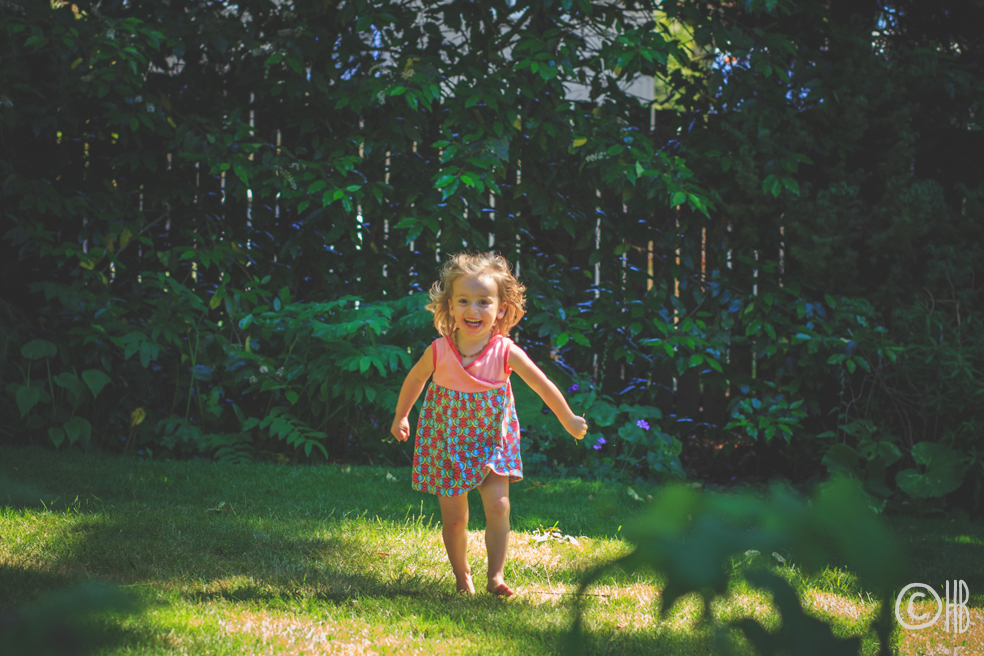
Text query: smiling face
448 275 506 341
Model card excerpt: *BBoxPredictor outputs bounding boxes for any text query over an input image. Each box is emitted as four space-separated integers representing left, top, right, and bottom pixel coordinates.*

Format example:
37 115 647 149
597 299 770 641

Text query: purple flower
568 384 579 393
636 419 650 431
593 436 607 451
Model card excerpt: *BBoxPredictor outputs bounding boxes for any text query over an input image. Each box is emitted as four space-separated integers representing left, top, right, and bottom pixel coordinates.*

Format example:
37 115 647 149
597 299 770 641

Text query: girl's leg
438 492 475 594
478 471 511 594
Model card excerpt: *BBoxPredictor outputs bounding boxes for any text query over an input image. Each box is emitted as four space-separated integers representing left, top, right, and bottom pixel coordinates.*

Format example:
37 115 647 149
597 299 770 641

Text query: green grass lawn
2 446 984 655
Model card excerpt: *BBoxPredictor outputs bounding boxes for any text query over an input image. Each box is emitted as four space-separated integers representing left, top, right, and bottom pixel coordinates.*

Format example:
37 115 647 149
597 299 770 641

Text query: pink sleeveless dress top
410 333 523 496
432 333 513 392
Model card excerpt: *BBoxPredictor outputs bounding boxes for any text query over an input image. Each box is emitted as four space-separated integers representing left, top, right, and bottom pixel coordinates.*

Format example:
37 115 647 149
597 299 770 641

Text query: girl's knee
485 495 510 520
442 514 469 533
440 502 470 533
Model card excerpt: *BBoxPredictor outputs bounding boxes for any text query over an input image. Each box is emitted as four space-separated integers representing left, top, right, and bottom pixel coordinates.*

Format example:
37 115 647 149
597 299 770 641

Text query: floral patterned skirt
411 380 523 497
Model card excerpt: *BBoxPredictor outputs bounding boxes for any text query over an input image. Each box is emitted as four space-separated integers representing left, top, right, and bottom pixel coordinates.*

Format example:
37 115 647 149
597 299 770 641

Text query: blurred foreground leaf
0 582 139 656
568 477 907 655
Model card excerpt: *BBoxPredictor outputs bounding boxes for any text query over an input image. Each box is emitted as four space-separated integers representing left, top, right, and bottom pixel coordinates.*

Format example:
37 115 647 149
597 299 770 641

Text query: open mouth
463 319 482 329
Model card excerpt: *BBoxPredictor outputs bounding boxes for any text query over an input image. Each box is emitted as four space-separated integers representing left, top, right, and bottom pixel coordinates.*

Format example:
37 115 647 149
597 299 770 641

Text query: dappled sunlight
485 530 632 576
11 450 980 655
804 590 875 624
712 588 777 627
0 509 113 582
0 505 884 646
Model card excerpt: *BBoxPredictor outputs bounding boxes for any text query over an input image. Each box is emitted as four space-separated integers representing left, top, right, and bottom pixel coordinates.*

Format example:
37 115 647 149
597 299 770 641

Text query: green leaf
434 173 456 188
21 339 57 360
822 444 860 478
210 286 226 310
64 416 92 446
139 341 154 368
16 385 43 417
618 423 647 445
896 442 967 498
587 400 619 427
53 371 83 392
48 427 66 448
54 372 86 406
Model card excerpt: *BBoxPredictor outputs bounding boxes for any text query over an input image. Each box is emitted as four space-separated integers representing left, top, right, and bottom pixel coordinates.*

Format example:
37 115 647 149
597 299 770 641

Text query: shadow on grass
887 515 984 607
0 473 68 512
2 446 646 539
179 529 448 605
179 573 713 656
0 571 152 656
11 447 984 655
1 500 711 654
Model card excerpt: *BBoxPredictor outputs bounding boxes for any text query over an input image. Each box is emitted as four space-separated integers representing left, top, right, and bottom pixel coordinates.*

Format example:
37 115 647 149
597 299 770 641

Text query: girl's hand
565 415 588 440
391 416 410 442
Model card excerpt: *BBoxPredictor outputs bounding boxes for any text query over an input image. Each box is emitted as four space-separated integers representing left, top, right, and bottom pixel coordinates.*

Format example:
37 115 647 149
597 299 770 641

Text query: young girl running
391 252 588 597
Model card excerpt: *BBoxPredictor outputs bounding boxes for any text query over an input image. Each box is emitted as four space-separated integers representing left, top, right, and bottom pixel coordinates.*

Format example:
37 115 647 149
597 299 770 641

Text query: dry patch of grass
895 601 984 656
805 590 876 624
214 606 477 656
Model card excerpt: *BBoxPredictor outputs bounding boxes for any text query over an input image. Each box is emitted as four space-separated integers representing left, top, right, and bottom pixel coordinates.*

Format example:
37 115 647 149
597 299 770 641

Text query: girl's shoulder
432 334 453 352
431 334 459 367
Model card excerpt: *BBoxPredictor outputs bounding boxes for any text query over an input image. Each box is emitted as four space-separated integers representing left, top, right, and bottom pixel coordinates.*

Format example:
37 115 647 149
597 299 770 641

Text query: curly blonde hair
426 252 527 337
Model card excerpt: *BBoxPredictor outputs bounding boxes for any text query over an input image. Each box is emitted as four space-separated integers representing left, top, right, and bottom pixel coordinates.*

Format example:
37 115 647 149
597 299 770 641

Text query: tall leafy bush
2 0 981 504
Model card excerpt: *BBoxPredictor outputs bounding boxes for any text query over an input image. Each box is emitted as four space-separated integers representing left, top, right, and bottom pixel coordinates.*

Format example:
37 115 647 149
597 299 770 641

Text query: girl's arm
508 344 588 440
390 344 435 442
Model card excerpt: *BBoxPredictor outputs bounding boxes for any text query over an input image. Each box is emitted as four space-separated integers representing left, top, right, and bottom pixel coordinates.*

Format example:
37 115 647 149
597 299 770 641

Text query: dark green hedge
2 0 982 509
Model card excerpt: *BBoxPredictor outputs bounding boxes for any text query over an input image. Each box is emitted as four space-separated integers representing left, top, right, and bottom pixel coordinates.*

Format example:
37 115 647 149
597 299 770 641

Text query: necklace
453 330 487 358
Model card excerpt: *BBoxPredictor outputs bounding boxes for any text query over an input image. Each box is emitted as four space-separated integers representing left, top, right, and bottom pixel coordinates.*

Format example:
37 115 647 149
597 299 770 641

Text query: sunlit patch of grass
713 588 778 628
804 590 873 624
211 604 480 656
892 601 984 656
3 445 983 655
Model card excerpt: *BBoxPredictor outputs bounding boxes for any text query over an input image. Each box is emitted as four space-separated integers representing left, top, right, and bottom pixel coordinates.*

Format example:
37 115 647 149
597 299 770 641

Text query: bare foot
487 581 514 597
455 573 476 595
